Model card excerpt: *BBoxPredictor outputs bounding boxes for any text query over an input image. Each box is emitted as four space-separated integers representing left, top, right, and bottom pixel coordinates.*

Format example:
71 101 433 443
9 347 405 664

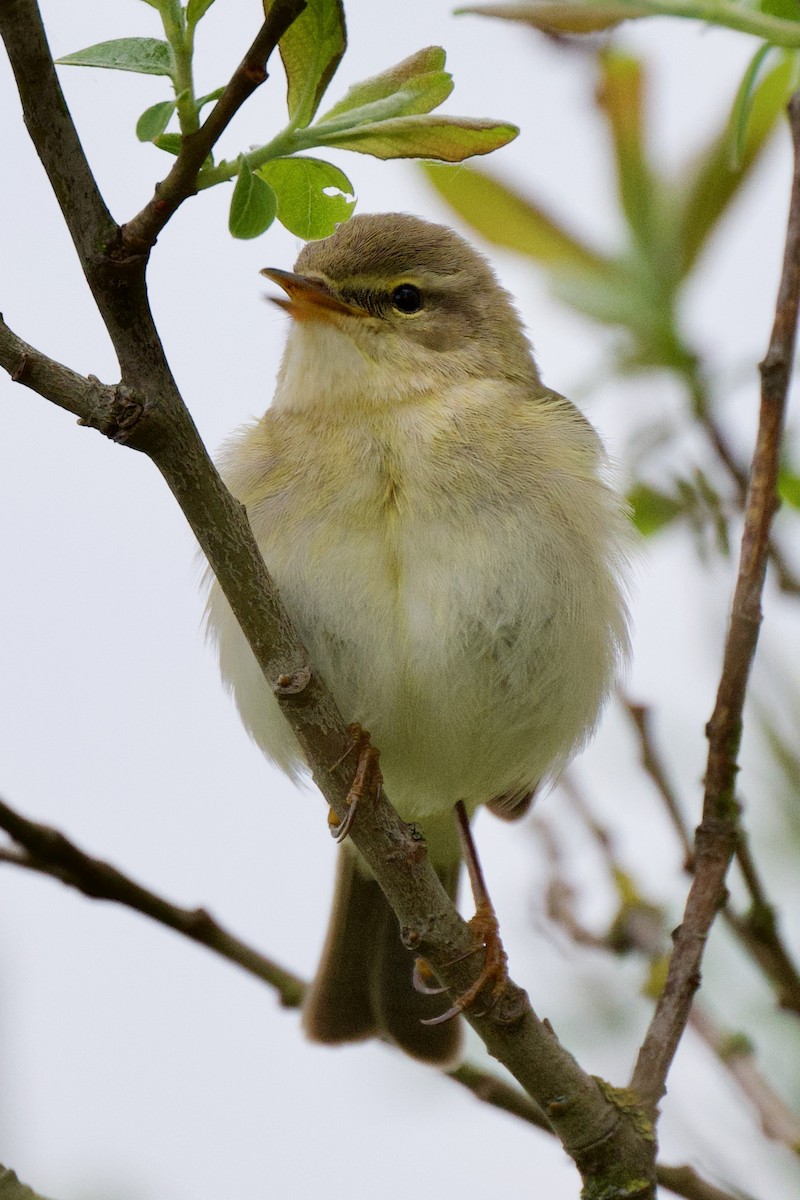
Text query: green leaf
758 0 800 19
597 52 660 255
421 162 611 275
457 2 647 33
154 132 183 155
257 157 355 239
627 483 682 536
136 99 176 142
728 44 776 171
676 55 794 278
187 0 217 26
229 160 277 239
56 37 174 78
778 467 800 509
319 47 448 122
315 114 518 161
278 0 347 128
315 71 454 131
197 86 225 112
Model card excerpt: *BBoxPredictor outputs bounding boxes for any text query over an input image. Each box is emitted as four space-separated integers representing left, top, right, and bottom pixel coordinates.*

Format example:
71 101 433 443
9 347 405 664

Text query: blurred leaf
136 99 176 142
316 115 518 160
729 44 775 170
187 0 217 26
320 47 450 123
229 160 277 238
692 468 730 556
759 0 800 18
627 483 682 536
257 157 355 238
760 712 800 806
456 2 646 33
56 38 174 77
643 954 670 1001
278 0 346 128
597 52 660 255
778 466 800 508
421 163 609 273
676 55 793 277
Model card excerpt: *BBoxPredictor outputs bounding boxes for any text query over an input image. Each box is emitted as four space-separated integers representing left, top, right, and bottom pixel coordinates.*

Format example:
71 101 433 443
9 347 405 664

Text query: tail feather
303 844 462 1065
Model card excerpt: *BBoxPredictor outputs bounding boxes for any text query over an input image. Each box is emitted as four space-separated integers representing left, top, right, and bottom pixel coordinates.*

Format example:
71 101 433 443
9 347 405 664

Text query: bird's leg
422 800 509 1025
328 723 382 843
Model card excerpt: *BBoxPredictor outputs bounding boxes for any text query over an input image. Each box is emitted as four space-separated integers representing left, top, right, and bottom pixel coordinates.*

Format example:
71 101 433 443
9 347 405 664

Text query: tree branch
0 4 660 1192
630 92 800 1111
0 798 305 1007
0 796 751 1200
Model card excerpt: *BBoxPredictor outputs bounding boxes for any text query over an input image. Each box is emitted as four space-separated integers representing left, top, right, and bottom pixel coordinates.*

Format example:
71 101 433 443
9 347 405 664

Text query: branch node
77 383 146 443
273 665 312 696
11 351 30 383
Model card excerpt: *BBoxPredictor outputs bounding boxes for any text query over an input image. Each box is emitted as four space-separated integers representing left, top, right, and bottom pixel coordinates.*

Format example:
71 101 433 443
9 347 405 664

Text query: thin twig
121 0 307 252
684 350 800 598
0 797 752 1200
688 1007 800 1152
630 92 800 1112
0 6 665 1189
537 794 800 1157
0 801 305 1007
623 698 800 1015
622 699 695 868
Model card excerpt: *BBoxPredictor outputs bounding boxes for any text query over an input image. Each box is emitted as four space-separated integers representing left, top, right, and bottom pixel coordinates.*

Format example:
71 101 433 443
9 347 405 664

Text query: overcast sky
1 2 799 1198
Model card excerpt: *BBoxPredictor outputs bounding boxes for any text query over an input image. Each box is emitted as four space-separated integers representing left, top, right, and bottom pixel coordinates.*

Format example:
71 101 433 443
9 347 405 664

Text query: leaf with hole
257 157 355 239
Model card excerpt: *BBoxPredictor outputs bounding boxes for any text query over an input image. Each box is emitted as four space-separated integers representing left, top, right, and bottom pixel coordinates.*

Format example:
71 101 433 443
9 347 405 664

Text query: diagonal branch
0 797 305 1007
630 92 800 1111
0 6 659 1192
0 794 750 1200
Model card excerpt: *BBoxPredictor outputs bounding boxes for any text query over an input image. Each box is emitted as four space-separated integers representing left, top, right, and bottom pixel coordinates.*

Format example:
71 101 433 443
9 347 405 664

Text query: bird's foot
421 800 510 1025
420 900 509 1025
327 723 382 843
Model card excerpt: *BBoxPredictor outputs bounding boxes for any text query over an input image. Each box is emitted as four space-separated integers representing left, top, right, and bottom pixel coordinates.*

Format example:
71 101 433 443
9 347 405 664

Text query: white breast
206 385 630 825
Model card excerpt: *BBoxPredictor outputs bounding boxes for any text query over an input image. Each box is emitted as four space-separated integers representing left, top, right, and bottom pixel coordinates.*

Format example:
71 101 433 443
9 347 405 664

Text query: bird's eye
391 284 423 314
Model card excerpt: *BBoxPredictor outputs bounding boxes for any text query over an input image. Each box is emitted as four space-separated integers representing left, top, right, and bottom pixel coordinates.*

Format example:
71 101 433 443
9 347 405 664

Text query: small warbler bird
206 213 631 1064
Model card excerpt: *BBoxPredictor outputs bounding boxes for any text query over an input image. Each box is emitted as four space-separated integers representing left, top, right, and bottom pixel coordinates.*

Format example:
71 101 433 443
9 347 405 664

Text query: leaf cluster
424 46 798 546
56 0 518 240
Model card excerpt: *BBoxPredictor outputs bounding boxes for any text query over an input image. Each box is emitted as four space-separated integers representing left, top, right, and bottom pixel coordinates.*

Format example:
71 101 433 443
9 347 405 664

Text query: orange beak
261 268 365 323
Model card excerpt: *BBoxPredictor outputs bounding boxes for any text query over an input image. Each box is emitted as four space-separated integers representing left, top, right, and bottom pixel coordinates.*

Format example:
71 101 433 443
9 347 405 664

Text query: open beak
261 268 364 322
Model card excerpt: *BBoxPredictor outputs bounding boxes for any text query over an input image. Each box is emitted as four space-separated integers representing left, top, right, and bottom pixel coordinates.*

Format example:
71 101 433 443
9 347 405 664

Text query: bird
205 212 631 1065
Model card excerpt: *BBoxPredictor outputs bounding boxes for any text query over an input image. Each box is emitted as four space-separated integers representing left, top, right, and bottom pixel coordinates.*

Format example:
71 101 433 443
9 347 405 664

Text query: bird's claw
328 723 382 843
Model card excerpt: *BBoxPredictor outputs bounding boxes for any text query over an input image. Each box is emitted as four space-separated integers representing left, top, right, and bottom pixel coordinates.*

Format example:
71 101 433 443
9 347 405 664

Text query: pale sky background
1 2 799 1198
